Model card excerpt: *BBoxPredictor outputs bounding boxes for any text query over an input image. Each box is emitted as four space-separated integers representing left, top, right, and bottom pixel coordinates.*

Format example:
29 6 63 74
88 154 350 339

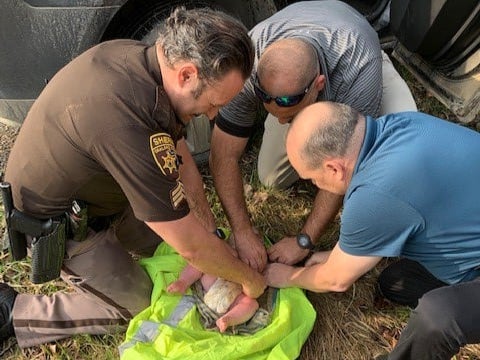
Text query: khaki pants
12 207 161 348
257 50 418 189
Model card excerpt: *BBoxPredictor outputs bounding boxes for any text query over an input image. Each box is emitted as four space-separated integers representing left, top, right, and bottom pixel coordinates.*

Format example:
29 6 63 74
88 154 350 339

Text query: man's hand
241 270 267 298
267 236 310 265
263 263 296 288
233 227 267 272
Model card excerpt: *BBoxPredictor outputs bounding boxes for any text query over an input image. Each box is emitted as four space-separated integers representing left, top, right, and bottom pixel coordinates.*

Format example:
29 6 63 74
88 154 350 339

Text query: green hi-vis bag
119 233 316 360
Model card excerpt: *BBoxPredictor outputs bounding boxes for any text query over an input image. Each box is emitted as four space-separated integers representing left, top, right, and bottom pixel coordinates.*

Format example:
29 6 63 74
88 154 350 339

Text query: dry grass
1 58 480 359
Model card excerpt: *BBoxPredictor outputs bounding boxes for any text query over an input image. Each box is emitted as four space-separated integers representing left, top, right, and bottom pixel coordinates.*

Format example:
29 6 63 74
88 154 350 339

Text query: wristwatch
213 228 226 240
296 233 315 250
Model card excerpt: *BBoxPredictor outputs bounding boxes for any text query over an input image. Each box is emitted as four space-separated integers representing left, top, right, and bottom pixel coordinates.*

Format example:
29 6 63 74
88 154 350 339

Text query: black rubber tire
390 0 480 70
102 0 223 42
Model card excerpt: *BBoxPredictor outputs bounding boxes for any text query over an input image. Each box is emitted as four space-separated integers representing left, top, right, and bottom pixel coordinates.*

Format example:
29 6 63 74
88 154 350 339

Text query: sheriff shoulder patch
150 133 179 178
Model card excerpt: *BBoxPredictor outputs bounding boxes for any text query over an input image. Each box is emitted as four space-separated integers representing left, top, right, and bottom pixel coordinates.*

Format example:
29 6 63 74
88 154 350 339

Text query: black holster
1 181 65 284
30 218 66 284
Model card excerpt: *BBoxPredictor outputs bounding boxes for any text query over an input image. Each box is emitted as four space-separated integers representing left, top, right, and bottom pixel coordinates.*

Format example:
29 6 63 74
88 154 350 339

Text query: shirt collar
353 116 377 175
145 44 163 85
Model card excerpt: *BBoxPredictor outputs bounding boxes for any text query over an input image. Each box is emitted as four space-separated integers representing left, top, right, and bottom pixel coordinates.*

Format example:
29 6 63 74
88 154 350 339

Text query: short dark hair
158 7 254 82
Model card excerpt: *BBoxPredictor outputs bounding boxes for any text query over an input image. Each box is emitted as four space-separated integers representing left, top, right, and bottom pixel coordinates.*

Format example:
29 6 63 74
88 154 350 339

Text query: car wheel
102 0 221 42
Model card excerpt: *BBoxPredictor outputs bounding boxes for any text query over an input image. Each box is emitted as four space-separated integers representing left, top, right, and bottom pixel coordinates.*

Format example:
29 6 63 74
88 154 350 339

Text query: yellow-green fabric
120 239 316 360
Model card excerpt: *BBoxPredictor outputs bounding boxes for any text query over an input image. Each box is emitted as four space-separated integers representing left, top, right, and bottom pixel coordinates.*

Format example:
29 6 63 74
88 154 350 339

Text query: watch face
214 228 226 239
297 233 314 250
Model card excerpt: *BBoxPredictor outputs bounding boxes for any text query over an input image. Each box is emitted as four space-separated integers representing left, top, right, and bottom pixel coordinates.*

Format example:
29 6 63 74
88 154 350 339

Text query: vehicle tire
390 0 480 70
102 0 224 42
102 0 227 167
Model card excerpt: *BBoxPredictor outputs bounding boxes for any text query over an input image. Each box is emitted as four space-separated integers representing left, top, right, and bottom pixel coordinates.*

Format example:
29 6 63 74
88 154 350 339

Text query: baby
167 262 259 333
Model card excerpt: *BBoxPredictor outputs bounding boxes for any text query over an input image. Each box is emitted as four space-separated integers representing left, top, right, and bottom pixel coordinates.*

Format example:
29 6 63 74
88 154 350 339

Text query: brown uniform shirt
5 40 189 222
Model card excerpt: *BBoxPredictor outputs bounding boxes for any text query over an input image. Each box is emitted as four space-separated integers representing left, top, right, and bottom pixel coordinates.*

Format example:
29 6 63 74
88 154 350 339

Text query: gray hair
301 103 359 169
157 7 254 82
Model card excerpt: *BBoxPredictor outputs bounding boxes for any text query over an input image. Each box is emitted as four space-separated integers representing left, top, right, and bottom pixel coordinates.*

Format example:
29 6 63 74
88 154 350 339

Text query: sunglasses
253 75 316 107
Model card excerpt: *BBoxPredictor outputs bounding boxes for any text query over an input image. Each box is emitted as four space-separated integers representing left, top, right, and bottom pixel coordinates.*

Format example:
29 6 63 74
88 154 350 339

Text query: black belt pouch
30 218 66 284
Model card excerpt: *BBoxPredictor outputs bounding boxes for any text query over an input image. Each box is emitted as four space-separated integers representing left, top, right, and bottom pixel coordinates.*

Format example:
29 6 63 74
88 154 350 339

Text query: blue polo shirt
340 112 480 284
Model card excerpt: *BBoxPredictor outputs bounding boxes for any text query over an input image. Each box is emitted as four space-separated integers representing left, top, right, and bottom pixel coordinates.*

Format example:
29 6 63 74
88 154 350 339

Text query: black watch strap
297 233 315 250
214 228 226 239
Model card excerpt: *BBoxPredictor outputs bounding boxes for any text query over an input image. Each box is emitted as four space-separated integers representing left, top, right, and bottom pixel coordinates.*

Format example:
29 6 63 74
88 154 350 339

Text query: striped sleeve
216 78 260 138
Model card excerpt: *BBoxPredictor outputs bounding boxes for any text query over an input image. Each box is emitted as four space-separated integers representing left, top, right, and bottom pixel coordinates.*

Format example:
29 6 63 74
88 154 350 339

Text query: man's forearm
266 245 381 294
301 189 343 243
211 157 252 233
183 172 216 232
185 185 216 232
191 234 257 282
178 140 216 231
289 264 345 293
146 215 265 297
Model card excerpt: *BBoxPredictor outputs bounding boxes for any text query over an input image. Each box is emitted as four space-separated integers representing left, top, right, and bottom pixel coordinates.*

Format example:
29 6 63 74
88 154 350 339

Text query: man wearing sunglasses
210 0 417 272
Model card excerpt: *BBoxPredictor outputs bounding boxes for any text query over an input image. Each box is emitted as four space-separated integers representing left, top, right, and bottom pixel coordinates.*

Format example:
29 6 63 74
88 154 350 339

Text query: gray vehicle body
0 0 276 125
